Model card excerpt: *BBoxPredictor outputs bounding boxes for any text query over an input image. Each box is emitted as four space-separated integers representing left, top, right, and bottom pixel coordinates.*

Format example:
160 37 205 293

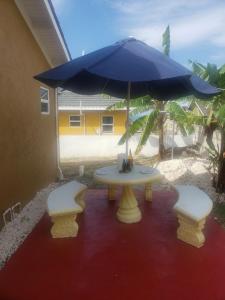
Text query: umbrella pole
126 81 131 159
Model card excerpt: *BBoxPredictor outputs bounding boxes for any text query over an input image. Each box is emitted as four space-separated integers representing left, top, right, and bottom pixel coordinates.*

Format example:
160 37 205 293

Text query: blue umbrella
35 38 220 156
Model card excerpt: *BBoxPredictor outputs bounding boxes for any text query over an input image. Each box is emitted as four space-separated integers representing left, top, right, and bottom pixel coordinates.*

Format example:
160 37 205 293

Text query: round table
94 165 163 224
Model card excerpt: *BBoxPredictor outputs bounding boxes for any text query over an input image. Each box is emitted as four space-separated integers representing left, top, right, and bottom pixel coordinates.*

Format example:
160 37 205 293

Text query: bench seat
174 185 213 248
47 180 87 238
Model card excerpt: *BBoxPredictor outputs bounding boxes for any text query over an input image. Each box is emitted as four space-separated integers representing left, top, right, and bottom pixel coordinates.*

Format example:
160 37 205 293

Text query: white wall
59 133 196 161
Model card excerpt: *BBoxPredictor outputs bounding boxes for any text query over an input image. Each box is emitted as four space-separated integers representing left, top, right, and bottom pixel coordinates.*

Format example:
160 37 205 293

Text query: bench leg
108 185 116 201
176 213 206 248
76 190 86 211
145 183 152 202
50 213 79 238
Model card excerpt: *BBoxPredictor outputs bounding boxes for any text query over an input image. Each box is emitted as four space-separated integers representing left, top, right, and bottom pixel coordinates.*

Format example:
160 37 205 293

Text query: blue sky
52 0 225 68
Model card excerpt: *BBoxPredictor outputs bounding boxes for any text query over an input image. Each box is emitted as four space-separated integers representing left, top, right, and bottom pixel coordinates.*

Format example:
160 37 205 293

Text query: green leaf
118 115 149 145
190 61 207 79
135 110 159 154
168 101 186 118
107 100 126 110
130 106 153 117
167 101 196 135
206 108 213 126
219 64 225 75
215 104 225 126
206 63 219 85
129 95 153 107
107 95 153 111
162 25 170 56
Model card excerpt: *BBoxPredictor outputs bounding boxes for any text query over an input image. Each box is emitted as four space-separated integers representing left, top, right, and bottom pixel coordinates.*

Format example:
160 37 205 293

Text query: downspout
171 119 175 160
55 88 64 180
99 111 101 135
83 113 86 135
80 100 85 135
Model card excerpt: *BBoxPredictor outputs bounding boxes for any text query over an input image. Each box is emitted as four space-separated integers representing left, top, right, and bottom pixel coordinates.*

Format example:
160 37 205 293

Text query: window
102 116 113 133
40 87 50 114
70 115 81 127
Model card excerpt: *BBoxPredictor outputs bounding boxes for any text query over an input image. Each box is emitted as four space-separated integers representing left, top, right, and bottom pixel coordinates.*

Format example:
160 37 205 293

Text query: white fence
59 133 197 161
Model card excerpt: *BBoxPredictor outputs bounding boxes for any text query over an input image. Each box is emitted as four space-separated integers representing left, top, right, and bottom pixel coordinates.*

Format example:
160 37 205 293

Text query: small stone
0 182 59 269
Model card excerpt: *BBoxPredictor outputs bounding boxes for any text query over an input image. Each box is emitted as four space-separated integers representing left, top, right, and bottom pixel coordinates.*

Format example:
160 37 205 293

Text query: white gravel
0 183 59 269
156 157 220 202
0 157 221 269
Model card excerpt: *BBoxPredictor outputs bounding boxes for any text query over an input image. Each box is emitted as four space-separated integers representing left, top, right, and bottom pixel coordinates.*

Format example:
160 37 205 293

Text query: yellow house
58 91 126 135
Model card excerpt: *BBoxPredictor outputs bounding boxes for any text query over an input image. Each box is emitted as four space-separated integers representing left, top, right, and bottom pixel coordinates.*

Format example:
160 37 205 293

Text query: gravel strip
0 183 59 269
156 157 221 201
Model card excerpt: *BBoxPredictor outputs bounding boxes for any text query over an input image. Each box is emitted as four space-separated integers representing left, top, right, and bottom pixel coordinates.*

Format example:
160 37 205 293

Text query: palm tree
109 26 193 159
189 62 225 192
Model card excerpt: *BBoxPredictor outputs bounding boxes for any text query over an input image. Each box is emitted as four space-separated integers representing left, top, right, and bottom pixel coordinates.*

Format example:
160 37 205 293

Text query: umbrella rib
100 78 110 95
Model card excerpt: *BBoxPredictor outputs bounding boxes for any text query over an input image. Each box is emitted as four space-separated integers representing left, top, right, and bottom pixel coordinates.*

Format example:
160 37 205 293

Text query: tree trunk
216 128 225 193
157 101 165 160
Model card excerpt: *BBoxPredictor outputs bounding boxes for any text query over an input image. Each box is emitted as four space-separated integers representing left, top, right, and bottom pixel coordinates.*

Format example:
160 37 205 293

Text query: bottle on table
122 159 127 173
128 149 133 170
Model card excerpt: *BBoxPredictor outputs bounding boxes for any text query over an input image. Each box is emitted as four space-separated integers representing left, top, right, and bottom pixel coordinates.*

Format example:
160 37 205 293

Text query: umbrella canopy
35 37 221 159
34 37 220 100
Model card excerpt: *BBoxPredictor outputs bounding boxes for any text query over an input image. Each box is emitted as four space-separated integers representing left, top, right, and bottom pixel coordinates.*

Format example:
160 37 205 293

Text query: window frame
40 86 50 115
101 115 114 134
69 114 81 127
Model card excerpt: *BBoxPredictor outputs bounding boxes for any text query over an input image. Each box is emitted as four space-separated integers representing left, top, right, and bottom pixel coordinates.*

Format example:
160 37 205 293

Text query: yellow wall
85 112 100 135
59 112 85 135
59 110 126 135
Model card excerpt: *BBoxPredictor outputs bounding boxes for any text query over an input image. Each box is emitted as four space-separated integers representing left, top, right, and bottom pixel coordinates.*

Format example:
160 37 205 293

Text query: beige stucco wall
0 1 58 227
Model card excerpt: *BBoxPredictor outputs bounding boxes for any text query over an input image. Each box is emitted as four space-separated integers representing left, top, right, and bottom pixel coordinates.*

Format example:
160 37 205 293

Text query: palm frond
206 63 220 85
162 25 170 56
107 95 153 111
219 64 225 75
135 110 159 154
107 100 126 110
215 104 225 127
130 106 153 116
189 60 207 79
129 95 154 107
168 101 195 135
118 115 149 145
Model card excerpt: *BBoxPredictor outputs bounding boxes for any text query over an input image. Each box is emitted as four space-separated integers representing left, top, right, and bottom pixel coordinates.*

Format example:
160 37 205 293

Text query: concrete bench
47 180 87 238
173 185 213 248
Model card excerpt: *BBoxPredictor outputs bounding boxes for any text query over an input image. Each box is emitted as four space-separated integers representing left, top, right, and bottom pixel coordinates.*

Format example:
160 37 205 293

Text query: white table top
94 165 162 185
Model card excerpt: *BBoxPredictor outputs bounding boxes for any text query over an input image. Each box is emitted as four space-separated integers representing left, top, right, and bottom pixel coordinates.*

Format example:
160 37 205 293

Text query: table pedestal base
116 186 142 224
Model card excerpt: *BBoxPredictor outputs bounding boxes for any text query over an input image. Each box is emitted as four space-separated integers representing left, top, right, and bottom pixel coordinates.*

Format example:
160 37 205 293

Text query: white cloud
170 7 225 48
210 51 225 64
109 0 210 16
106 0 225 50
212 33 225 47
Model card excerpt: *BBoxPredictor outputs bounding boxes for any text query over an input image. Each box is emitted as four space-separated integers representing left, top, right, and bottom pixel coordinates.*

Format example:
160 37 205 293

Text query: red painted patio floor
1 189 225 300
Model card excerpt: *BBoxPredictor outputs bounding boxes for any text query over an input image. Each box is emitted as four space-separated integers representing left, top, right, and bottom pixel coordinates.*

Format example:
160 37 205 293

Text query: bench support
145 183 152 201
50 212 79 238
76 190 86 210
108 185 116 201
176 213 206 248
